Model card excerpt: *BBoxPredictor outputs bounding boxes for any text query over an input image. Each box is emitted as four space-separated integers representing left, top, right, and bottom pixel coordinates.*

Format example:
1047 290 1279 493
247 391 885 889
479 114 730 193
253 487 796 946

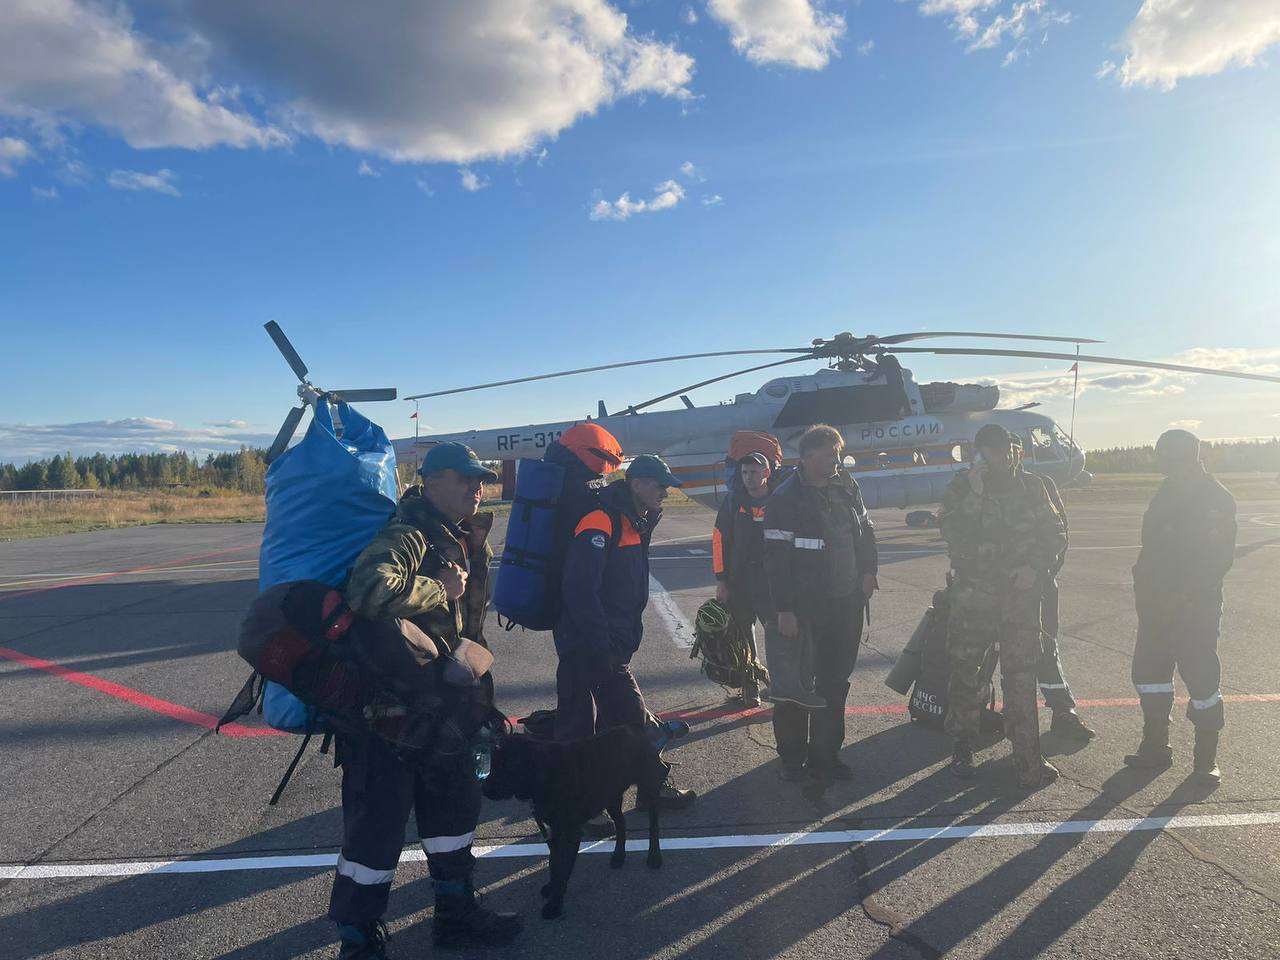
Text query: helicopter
388 331 1280 510
259 324 1280 510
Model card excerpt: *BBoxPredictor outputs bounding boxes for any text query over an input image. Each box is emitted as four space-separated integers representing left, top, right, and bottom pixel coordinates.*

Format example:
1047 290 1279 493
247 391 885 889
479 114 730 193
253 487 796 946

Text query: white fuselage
394 367 1085 509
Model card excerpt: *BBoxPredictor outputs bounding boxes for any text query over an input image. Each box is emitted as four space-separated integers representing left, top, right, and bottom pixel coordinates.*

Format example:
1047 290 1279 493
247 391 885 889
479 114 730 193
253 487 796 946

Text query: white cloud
357 159 379 177
702 193 724 206
590 178 685 221
107 168 181 196
684 7 700 25
204 419 249 429
857 39 875 55
917 0 1000 39
0 417 275 461
459 167 489 192
1169 419 1203 431
679 159 707 181
31 185 59 200
0 136 34 177
1171 346 1280 375
913 0 1070 61
707 0 846 69
413 174 434 197
0 0 285 150
1111 0 1280 90
189 0 694 164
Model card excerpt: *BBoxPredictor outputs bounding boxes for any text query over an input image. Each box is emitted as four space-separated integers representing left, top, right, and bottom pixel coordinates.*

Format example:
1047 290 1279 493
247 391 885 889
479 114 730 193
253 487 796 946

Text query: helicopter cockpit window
951 443 966 463
1028 427 1056 462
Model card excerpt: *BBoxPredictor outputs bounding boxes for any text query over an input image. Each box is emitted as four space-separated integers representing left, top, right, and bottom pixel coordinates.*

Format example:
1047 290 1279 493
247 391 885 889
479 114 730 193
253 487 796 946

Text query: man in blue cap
334 442 522 957
556 453 697 808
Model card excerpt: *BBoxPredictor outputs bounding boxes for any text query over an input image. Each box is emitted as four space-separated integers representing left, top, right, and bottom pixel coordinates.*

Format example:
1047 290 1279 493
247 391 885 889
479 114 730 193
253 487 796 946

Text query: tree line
0 449 269 494
1086 438 1279 474
2 438 1275 494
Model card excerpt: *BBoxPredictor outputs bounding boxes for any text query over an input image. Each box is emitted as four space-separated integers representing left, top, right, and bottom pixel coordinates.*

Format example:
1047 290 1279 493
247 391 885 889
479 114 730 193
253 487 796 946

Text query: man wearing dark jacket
1016 442 1095 742
336 442 521 958
764 425 879 783
713 448 777 707
555 454 696 807
1124 429 1237 785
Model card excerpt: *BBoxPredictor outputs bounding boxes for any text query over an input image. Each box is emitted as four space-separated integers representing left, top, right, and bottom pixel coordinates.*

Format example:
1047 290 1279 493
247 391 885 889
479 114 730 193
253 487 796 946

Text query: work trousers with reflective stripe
1132 596 1224 732
1037 578 1077 712
773 592 864 770
328 733 482 926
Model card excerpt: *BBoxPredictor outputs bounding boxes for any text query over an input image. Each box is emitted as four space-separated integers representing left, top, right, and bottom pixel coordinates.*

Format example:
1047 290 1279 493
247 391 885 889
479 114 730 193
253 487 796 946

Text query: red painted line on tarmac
664 693 1280 724
0 644 283 738
0 544 257 604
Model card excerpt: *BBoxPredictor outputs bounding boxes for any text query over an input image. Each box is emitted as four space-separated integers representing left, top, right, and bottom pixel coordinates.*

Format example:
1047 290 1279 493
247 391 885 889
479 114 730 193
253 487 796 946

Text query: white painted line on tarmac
649 574 696 650
7 812 1280 880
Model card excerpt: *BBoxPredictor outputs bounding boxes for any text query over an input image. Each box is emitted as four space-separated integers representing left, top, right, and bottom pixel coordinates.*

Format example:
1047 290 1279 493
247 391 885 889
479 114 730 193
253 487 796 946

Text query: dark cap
418 442 498 481
740 451 770 468
974 424 1012 450
627 454 682 487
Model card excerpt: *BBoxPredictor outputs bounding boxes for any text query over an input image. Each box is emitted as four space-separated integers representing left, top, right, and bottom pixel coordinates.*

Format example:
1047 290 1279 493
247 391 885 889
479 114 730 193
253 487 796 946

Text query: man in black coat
764 424 879 783
1125 429 1237 785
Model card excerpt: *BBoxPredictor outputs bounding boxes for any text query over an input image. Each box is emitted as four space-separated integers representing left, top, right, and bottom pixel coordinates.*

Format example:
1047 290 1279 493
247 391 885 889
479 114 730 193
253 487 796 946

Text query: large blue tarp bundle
258 401 398 731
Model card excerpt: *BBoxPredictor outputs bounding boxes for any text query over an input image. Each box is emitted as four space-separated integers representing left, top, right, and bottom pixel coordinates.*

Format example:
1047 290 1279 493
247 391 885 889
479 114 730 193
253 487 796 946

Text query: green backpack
690 599 770 690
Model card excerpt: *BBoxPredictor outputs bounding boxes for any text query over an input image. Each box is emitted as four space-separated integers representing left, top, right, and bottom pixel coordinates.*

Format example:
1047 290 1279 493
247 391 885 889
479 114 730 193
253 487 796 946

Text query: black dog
482 724 669 919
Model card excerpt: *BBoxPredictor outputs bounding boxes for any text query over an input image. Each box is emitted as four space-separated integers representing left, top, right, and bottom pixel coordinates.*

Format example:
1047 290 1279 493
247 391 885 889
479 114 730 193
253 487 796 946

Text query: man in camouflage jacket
939 424 1067 790
331 443 521 957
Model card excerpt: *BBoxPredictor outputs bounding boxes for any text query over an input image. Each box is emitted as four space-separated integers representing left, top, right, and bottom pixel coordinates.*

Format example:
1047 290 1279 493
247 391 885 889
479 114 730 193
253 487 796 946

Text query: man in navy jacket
554 454 696 808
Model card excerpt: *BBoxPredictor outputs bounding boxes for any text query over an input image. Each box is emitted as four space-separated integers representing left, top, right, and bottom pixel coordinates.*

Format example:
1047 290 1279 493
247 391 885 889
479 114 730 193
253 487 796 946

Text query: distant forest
1 438 1277 494
0 449 268 494
1085 438 1279 474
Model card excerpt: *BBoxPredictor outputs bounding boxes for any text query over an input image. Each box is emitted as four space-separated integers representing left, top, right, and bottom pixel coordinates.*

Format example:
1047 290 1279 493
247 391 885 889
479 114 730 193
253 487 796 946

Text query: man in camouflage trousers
335 442 522 958
940 424 1067 790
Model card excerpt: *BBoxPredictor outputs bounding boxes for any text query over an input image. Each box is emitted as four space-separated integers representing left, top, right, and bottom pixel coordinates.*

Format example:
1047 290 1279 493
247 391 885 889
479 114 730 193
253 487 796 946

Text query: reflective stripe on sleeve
764 529 794 542
336 854 396 886
1038 683 1069 690
1189 691 1223 711
794 538 826 550
422 832 475 855
1135 682 1176 695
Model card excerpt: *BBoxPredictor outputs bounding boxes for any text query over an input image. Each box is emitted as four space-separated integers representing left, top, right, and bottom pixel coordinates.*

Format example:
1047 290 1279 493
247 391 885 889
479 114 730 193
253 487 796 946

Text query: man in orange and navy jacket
712 450 777 706
553 454 697 807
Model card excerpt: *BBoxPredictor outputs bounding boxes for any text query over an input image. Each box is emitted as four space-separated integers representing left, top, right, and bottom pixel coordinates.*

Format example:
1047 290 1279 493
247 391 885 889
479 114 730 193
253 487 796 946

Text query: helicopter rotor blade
873 331 1102 346
621 355 816 415
883 347 1280 385
327 388 399 403
264 321 309 382
402 348 813 401
266 406 307 463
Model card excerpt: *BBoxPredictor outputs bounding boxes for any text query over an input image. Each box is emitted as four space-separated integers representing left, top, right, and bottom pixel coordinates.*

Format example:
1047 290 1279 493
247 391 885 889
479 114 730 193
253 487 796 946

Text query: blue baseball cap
627 454 682 487
418 442 499 481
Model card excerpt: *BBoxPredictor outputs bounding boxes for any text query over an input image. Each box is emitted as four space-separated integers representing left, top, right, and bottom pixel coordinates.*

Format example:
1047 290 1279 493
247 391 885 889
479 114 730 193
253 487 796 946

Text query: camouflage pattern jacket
344 486 494 651
938 467 1066 582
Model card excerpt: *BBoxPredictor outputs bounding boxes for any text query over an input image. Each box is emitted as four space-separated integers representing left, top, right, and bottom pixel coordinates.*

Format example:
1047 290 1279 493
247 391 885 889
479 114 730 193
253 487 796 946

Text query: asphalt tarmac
2 493 1279 959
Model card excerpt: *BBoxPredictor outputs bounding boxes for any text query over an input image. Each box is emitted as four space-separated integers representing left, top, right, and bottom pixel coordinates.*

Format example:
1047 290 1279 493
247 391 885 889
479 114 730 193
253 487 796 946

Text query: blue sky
2 0 1279 462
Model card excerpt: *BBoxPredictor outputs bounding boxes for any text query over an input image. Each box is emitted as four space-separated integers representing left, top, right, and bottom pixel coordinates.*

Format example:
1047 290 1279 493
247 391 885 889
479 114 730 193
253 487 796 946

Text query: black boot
337 920 389 960
1193 729 1222 786
950 742 976 779
1123 729 1173 769
1050 710 1096 742
432 881 523 950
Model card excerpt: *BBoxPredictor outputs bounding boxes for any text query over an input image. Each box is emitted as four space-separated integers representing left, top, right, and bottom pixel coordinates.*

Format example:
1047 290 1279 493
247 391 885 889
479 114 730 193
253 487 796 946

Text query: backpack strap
269 731 313 806
216 672 265 732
